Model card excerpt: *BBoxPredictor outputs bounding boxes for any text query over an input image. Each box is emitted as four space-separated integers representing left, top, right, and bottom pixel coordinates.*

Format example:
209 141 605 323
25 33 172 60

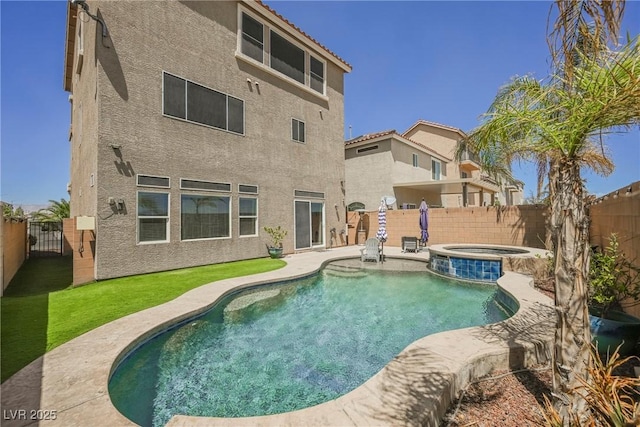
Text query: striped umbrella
419 199 429 244
376 199 388 242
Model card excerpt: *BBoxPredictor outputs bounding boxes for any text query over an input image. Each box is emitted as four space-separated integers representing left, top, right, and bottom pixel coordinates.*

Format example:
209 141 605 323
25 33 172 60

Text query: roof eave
244 0 352 73
403 120 467 140
63 2 77 92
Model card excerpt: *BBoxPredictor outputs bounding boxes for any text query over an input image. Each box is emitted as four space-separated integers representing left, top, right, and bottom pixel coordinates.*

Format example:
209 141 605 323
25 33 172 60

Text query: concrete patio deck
1 245 554 427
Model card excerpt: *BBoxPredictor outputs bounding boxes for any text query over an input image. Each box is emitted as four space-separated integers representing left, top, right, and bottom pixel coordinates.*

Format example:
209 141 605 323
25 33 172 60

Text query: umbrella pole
381 241 384 263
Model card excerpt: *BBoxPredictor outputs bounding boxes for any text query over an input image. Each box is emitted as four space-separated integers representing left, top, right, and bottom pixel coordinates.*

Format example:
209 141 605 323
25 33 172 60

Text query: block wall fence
347 205 549 249
1 220 27 295
588 181 640 317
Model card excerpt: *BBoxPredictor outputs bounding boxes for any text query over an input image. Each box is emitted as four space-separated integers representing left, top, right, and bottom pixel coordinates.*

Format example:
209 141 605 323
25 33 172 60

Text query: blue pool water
109 261 510 426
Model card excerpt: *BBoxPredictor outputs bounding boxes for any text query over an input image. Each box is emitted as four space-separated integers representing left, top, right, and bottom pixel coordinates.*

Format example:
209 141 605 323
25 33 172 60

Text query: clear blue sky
1 1 639 209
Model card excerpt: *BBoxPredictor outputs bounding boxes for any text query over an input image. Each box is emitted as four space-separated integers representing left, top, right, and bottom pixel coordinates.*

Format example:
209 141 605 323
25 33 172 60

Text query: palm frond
548 0 625 82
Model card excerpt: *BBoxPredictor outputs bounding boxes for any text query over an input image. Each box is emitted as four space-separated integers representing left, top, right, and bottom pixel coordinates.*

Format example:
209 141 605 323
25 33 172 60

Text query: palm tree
458 3 639 421
33 198 70 222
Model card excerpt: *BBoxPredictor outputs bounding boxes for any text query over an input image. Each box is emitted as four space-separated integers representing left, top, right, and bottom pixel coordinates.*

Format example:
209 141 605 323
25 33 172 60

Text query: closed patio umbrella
376 199 387 262
419 199 429 246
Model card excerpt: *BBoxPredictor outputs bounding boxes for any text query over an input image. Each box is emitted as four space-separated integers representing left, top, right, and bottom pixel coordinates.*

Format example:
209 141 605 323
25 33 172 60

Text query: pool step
323 264 368 279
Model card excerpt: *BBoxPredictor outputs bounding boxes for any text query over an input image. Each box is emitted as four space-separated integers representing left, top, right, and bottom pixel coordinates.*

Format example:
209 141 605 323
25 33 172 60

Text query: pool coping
0 245 555 427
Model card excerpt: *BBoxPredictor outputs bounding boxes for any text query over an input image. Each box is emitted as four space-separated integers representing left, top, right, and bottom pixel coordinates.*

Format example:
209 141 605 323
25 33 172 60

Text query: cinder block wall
1 220 27 294
347 205 548 249
62 219 74 256
589 181 640 317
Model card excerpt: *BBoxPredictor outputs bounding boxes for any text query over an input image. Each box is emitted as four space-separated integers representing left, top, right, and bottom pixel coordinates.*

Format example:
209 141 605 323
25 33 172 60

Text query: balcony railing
460 150 481 164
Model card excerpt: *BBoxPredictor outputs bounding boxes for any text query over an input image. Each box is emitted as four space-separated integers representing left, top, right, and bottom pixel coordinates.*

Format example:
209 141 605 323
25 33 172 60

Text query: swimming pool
109 259 510 426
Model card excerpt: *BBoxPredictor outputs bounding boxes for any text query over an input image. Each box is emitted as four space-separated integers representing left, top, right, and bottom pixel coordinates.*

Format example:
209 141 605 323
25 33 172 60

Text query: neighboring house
63 0 351 280
345 120 523 210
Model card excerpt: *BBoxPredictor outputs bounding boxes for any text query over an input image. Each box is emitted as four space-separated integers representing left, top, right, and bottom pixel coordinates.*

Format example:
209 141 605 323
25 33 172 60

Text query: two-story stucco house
63 0 351 281
344 120 523 210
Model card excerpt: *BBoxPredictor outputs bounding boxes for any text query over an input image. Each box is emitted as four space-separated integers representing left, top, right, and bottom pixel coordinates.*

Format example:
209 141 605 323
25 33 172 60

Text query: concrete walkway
1 246 554 427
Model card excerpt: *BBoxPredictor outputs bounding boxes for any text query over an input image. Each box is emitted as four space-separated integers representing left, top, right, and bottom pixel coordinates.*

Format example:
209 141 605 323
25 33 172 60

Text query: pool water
109 261 509 426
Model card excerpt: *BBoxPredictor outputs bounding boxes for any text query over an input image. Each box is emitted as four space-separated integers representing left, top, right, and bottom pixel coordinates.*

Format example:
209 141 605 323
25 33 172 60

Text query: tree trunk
551 159 592 424
546 159 559 253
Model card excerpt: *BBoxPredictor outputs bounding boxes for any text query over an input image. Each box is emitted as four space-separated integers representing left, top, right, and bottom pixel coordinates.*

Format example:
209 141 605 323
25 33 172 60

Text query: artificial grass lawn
1 256 285 383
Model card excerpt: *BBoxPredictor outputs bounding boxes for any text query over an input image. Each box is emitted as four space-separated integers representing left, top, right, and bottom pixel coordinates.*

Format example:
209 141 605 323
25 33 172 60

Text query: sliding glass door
294 200 324 250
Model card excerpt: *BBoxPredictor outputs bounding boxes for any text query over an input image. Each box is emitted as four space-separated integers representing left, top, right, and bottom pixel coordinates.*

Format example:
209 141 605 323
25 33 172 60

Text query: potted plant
264 226 287 259
588 233 640 356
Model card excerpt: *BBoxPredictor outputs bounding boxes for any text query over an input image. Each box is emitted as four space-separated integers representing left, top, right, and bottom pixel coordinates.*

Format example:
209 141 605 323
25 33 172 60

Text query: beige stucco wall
1 220 27 294
69 1 347 279
344 140 394 210
69 3 99 218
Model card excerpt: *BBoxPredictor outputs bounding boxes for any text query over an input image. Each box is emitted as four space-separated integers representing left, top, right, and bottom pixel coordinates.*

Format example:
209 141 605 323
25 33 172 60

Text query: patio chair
360 238 381 263
402 236 418 253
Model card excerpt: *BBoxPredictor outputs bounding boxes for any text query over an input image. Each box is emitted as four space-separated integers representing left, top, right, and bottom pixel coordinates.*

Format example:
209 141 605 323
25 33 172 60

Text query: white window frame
238 184 259 194
432 159 442 181
162 71 245 136
236 7 328 99
240 12 264 63
180 193 232 241
294 198 326 250
309 54 326 94
412 153 418 168
137 191 170 244
292 118 305 143
180 178 232 193
137 174 171 189
238 196 258 237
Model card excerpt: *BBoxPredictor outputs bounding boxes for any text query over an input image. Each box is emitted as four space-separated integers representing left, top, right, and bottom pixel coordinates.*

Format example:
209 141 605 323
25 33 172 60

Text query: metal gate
29 221 64 256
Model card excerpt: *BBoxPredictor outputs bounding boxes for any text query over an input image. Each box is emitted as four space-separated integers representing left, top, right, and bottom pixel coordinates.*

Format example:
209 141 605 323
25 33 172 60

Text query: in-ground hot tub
428 244 549 282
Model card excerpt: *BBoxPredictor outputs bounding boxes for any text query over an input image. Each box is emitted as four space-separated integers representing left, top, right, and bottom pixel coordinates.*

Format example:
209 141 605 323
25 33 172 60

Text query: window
292 118 305 143
270 31 305 84
163 72 244 134
238 184 258 194
294 190 324 199
347 202 365 211
432 159 442 180
181 179 231 192
241 13 263 62
137 174 170 188
181 194 230 240
239 197 258 236
138 192 169 243
295 200 324 250
356 145 378 154
412 153 418 168
310 56 324 93
163 73 186 119
238 11 326 95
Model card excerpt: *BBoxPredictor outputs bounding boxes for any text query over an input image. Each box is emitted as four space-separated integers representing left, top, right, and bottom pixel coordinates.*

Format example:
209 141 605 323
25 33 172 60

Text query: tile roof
403 119 467 137
255 1 352 71
345 130 397 145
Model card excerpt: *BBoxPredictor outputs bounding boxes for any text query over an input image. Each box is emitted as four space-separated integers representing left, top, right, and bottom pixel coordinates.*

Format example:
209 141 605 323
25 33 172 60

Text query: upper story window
271 31 305 85
163 72 244 135
241 13 263 62
310 56 324 93
292 118 305 143
412 153 419 168
432 159 442 181
238 11 326 96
